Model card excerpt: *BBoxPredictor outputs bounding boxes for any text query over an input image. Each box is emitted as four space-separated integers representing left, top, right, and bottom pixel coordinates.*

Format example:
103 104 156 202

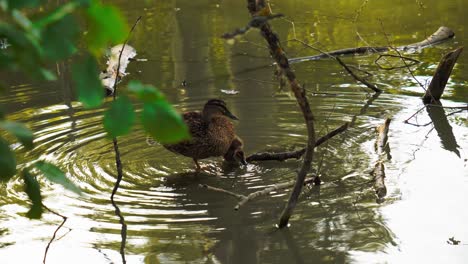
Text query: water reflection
1 0 468 263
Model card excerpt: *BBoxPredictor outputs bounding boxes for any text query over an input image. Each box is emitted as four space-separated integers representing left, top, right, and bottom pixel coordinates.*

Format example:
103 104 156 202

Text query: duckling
163 99 241 171
224 136 247 165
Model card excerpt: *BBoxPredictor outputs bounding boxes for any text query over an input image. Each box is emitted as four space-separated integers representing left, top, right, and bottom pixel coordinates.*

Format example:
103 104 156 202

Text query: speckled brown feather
163 110 236 160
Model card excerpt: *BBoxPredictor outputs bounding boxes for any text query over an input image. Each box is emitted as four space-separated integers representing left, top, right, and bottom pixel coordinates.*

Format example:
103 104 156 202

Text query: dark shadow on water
426 104 460 157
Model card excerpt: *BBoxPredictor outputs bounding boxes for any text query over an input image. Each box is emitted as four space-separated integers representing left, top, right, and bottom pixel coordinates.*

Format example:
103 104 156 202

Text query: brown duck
163 99 245 170
224 136 247 165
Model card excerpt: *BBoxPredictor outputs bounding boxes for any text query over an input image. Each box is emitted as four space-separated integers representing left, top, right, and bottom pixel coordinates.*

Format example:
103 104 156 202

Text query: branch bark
245 0 316 228
289 26 455 64
246 122 348 162
423 47 463 104
372 118 391 201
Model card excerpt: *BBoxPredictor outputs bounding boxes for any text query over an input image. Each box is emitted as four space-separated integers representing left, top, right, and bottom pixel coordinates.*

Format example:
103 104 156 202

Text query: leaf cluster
0 0 189 218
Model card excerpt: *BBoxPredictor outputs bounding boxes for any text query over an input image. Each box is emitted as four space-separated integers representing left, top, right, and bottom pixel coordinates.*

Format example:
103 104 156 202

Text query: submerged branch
200 177 319 211
199 184 246 200
372 118 391 201
235 176 319 210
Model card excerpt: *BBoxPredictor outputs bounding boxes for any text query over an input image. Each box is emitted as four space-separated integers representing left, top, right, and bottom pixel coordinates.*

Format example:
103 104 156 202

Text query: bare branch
246 122 349 162
243 0 316 228
199 184 247 200
288 26 455 64
109 16 142 264
423 47 464 104
335 57 382 93
292 39 381 93
43 205 68 264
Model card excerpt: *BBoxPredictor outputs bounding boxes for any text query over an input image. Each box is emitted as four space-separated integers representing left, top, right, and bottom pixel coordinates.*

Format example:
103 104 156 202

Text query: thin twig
335 56 382 93
374 54 420 70
293 38 382 93
43 205 68 264
109 15 142 264
378 20 427 92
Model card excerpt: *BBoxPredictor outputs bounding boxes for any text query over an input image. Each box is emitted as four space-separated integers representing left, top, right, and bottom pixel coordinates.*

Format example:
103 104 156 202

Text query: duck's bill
225 111 239 120
236 151 248 165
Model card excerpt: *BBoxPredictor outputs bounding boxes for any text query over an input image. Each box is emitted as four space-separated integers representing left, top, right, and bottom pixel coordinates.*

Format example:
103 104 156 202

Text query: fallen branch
289 26 455 64
423 47 463 104
371 118 391 200
375 118 391 155
372 161 386 200
246 122 349 162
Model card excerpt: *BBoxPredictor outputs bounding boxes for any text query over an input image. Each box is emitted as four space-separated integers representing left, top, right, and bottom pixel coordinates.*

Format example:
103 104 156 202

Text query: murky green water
1 0 467 263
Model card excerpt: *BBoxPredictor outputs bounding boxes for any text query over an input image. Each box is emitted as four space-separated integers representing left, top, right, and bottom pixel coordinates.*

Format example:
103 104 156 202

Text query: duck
223 136 247 165
163 99 245 170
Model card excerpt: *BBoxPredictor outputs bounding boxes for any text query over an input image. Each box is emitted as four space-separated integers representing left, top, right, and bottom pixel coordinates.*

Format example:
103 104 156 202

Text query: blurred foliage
72 53 104 108
0 0 188 218
103 95 135 137
22 169 43 219
140 96 190 144
35 161 82 195
0 136 16 181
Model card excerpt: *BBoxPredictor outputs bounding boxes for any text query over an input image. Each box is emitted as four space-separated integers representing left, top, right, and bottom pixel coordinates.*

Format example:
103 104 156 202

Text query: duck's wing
183 112 207 139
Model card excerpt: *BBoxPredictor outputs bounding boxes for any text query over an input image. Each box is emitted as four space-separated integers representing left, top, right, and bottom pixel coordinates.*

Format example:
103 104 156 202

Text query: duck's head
202 99 239 121
224 137 247 165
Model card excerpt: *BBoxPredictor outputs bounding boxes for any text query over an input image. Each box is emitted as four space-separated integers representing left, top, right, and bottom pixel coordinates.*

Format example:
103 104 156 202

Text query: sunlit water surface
1 0 467 263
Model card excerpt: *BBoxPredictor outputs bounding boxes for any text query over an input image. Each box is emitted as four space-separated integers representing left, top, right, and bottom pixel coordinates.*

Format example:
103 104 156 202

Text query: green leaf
141 100 190 144
0 137 16 181
103 95 135 137
127 80 164 103
23 170 43 219
35 161 82 195
85 1 128 55
0 121 34 149
72 54 104 108
41 14 79 60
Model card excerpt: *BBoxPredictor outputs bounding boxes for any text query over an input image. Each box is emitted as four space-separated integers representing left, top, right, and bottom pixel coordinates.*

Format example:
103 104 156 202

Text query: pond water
1 0 467 263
